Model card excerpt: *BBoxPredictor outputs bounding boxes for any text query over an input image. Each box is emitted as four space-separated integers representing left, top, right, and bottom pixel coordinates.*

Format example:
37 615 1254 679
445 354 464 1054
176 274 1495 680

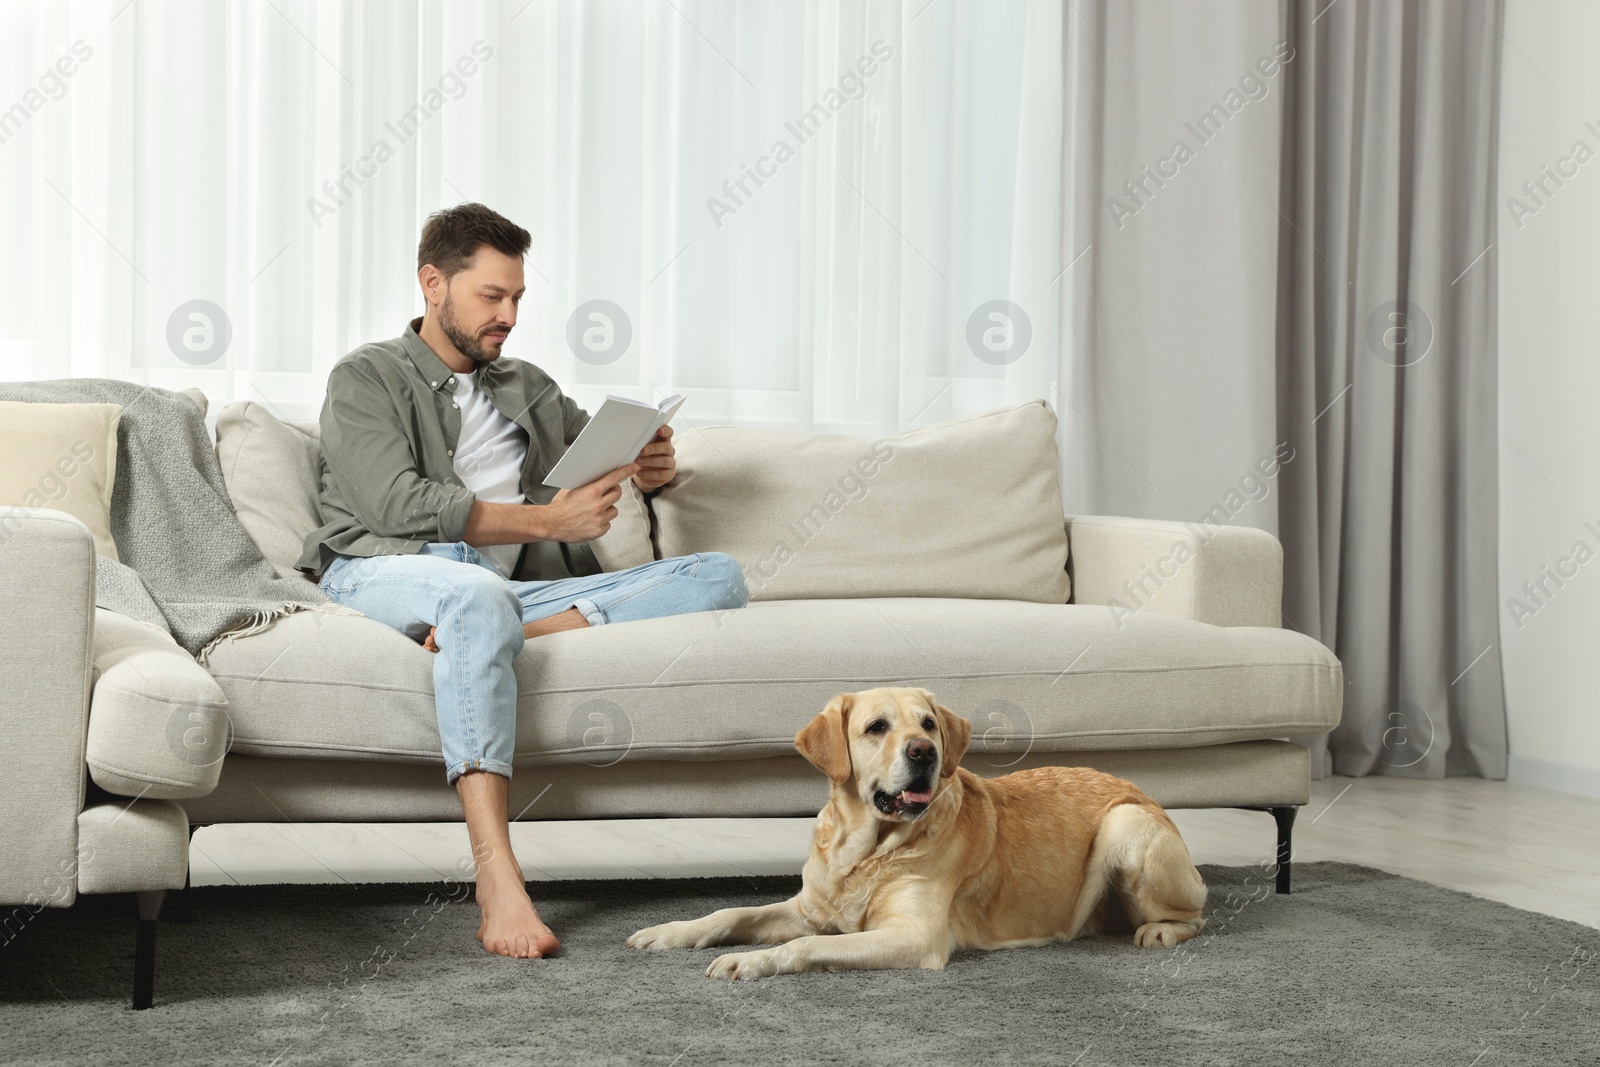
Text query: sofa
0 389 1343 1009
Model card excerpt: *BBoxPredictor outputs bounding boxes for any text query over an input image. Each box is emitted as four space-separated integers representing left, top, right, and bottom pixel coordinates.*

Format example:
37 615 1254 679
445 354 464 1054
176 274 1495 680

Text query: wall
1497 0 1600 797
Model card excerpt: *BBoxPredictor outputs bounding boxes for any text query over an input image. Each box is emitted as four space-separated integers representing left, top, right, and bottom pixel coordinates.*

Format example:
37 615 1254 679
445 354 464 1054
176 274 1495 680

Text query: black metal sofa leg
133 889 165 1010
1269 806 1296 895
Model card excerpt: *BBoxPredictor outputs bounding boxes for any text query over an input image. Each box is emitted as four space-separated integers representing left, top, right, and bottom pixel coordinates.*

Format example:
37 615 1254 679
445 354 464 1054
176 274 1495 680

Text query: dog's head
793 687 972 822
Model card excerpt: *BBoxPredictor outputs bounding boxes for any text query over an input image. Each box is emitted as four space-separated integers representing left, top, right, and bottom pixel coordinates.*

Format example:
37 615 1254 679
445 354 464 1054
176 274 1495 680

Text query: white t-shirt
449 368 528 580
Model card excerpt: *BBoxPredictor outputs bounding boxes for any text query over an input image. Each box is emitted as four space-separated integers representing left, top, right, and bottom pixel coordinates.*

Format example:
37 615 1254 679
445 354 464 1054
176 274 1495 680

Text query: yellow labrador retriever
628 687 1207 980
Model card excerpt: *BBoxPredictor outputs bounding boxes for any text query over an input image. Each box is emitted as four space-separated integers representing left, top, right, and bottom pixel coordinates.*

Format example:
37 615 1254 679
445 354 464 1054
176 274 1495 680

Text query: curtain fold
1274 0 1507 778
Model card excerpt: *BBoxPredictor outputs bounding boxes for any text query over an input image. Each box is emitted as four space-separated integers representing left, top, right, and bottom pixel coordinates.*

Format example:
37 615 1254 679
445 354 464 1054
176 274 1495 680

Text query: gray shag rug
2 863 1596 1066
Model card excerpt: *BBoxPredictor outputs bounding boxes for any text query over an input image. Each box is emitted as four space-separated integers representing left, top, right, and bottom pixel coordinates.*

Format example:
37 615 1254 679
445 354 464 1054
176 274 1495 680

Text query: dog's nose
906 738 936 763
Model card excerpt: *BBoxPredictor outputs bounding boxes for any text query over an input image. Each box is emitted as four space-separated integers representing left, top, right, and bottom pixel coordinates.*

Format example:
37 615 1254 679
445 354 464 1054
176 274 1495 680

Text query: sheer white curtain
0 0 1065 435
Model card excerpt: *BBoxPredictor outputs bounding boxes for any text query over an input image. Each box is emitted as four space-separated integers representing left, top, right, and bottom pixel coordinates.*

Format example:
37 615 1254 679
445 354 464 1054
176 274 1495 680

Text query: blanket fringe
194 601 368 668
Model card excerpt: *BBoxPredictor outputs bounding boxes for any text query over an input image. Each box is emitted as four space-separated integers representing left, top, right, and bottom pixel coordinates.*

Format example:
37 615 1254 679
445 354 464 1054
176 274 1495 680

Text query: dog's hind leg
1097 803 1207 949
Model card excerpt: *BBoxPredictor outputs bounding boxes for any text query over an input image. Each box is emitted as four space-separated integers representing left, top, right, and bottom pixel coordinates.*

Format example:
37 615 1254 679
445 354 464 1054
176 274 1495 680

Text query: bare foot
474 867 561 959
424 626 439 653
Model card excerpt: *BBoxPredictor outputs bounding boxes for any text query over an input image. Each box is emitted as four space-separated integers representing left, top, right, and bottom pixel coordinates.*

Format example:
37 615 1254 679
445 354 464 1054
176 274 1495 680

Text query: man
295 202 749 960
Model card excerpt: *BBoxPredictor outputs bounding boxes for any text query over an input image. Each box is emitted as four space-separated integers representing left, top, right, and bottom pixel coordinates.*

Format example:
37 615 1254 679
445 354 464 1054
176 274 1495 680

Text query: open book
542 394 686 490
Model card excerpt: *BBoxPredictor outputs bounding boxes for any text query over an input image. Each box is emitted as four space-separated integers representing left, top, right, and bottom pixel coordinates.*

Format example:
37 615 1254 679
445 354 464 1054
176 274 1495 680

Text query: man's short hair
417 202 532 280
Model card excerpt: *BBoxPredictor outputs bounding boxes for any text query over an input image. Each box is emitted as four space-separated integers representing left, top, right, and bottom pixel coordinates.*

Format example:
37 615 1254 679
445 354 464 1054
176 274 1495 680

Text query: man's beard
438 292 502 371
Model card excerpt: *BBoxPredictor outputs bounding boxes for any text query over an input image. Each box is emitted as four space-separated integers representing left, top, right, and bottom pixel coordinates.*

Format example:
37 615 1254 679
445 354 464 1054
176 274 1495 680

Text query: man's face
431 247 526 369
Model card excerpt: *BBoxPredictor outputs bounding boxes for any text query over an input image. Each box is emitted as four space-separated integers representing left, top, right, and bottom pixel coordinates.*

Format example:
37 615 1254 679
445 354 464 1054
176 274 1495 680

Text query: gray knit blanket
0 378 364 665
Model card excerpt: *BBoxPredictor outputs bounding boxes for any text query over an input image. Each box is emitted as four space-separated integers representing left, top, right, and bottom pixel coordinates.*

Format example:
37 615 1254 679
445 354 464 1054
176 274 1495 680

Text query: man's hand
633 425 676 493
535 463 639 542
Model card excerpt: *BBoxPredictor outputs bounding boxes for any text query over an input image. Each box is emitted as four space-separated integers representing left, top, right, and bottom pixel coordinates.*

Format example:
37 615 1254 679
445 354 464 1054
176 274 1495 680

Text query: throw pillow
0 399 122 560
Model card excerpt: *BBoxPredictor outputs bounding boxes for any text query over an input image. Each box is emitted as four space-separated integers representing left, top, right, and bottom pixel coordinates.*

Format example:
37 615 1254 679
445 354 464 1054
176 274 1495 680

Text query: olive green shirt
295 316 602 582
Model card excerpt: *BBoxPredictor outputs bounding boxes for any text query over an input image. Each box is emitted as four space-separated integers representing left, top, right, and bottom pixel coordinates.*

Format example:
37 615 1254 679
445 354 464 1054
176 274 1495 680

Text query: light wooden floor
189 775 1600 930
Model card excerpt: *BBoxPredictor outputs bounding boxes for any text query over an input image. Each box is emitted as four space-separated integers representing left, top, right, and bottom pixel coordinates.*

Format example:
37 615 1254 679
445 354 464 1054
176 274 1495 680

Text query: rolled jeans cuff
446 757 515 786
570 597 608 627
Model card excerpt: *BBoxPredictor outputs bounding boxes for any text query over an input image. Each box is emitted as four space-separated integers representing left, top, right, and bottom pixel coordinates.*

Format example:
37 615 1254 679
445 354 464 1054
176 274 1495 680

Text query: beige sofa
0 391 1343 1009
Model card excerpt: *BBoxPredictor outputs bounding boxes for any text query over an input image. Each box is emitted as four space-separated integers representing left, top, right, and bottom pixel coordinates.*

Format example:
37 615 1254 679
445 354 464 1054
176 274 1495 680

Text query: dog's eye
922 717 935 731
864 720 888 736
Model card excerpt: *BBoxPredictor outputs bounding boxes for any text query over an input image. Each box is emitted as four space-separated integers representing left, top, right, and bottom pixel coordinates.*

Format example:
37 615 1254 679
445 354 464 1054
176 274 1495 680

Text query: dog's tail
1065 811 1125 939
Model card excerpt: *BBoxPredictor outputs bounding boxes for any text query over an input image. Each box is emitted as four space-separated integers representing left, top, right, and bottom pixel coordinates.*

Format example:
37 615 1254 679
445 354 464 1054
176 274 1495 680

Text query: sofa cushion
214 401 322 580
650 401 1072 603
0 399 122 560
214 400 653 577
594 478 656 572
182 740 1315 823
87 607 231 799
199 598 1342 769
181 387 209 418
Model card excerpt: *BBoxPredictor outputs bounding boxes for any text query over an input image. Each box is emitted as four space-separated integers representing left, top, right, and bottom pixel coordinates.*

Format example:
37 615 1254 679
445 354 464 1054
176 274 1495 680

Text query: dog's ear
919 690 971 778
795 694 855 784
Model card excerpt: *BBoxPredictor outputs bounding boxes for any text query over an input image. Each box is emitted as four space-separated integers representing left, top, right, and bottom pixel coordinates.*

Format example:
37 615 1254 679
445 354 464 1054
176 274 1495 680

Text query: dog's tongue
901 788 933 805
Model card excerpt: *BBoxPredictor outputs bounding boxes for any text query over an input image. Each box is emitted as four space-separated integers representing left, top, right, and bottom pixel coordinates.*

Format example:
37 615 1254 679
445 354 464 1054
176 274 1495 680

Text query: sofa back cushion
214 402 322 579
0 399 123 560
650 401 1071 603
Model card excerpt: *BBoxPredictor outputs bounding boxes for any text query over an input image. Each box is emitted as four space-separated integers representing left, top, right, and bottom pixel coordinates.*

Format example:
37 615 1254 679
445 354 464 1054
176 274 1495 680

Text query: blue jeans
318 543 749 784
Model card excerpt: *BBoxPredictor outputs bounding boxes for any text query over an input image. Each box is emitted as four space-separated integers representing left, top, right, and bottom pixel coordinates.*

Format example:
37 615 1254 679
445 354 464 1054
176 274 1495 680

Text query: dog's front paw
627 921 702 951
705 949 784 981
